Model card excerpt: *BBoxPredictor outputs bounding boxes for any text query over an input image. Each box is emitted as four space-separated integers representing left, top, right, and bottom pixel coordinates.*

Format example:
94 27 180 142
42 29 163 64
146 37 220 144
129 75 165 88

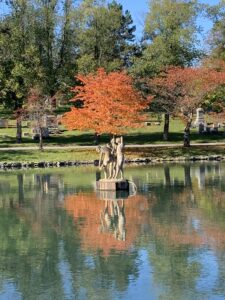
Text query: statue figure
97 136 125 180
113 136 124 180
110 136 117 154
96 144 114 179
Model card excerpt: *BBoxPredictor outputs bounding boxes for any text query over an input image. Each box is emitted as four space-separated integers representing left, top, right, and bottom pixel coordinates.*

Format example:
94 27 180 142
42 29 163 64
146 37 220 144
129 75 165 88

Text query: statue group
97 136 124 180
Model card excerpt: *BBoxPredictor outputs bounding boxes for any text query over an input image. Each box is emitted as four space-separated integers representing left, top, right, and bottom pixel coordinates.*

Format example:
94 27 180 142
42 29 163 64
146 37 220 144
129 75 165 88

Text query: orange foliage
150 66 225 114
62 68 152 135
64 192 150 256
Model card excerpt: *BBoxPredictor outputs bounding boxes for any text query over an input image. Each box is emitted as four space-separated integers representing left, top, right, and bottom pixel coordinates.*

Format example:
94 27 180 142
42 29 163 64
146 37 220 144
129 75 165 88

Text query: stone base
96 190 130 201
96 179 129 191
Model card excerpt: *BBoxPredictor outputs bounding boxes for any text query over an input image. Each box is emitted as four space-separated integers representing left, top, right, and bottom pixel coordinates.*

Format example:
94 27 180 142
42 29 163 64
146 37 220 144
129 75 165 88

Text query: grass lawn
0 149 98 162
1 117 225 148
0 145 225 163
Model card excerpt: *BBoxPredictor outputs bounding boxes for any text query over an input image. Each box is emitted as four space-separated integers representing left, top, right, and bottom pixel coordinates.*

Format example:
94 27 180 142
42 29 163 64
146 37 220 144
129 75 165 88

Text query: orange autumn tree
150 66 225 147
62 68 152 136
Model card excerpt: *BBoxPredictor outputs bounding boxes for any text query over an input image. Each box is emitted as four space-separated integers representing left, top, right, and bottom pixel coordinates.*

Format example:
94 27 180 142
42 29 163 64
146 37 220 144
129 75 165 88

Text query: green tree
33 0 60 96
132 0 202 141
33 0 78 97
203 3 225 113
0 0 79 142
56 0 78 95
76 0 136 74
207 1 225 60
0 0 42 142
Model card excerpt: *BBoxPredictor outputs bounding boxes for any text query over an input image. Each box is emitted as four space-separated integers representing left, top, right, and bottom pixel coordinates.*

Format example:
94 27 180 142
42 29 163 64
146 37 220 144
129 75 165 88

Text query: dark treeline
0 0 137 107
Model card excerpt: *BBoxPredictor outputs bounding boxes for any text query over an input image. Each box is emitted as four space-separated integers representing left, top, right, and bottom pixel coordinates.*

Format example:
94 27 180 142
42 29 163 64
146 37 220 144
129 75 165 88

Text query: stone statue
114 136 124 180
96 144 114 179
97 136 125 180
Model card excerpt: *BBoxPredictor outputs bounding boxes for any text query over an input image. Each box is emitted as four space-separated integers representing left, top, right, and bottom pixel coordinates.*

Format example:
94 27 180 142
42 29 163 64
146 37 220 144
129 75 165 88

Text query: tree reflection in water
64 191 151 256
0 163 225 299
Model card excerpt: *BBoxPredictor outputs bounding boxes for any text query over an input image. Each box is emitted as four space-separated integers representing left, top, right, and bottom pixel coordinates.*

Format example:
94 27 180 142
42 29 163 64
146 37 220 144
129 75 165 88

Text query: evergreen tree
76 0 136 74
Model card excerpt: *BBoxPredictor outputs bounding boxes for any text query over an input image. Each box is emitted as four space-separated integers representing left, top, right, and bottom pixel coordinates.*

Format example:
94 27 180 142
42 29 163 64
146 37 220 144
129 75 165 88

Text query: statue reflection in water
97 189 134 242
99 199 126 241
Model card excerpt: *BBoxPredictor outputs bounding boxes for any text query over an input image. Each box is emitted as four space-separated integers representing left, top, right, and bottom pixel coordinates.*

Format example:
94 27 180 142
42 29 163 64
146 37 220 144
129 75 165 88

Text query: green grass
0 149 98 163
0 106 224 163
126 145 225 159
0 145 225 163
0 117 225 148
0 105 225 148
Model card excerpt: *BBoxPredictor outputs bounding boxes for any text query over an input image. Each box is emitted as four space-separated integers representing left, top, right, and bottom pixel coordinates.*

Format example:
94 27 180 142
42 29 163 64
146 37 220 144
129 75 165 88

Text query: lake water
0 162 225 300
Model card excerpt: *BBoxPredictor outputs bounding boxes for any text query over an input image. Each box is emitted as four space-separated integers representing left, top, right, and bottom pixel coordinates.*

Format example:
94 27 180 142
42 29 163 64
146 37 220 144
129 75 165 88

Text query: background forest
1 0 225 146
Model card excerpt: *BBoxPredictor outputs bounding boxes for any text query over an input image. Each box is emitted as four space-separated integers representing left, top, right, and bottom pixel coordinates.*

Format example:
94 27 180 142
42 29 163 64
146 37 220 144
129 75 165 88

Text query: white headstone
194 108 205 127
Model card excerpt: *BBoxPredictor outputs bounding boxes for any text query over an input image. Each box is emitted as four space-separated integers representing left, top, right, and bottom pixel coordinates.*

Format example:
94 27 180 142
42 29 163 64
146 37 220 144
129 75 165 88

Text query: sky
117 0 221 42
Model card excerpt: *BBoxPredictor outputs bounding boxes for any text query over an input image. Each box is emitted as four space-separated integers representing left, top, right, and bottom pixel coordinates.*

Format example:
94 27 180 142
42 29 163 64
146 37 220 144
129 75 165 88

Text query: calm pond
0 162 225 300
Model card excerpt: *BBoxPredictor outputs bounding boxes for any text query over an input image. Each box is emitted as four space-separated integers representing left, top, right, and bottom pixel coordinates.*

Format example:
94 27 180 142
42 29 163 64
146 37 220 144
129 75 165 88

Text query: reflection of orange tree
64 192 151 256
207 190 225 208
185 184 225 250
146 187 225 299
150 187 225 250
193 189 225 250
64 188 225 254
151 223 205 247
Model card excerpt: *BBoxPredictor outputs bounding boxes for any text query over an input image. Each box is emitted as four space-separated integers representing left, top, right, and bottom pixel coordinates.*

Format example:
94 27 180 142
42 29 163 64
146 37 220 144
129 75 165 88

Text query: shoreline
0 154 224 170
0 143 224 170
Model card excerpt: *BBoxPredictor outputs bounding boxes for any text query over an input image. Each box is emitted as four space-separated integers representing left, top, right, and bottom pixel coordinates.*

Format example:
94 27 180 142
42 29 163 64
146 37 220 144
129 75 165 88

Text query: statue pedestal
96 190 130 200
96 179 129 191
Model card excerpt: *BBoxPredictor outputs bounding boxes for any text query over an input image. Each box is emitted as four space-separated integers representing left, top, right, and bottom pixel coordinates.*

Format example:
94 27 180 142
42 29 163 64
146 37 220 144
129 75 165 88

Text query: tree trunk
183 113 193 147
183 128 190 147
163 113 170 141
39 127 43 150
164 165 171 186
184 165 192 187
94 132 99 145
16 118 22 143
17 174 24 206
